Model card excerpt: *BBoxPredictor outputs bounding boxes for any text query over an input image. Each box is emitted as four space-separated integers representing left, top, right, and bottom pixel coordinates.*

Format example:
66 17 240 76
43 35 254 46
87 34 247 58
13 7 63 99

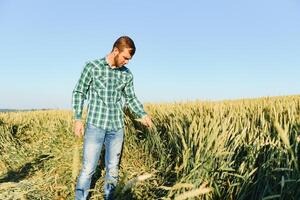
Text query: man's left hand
139 115 153 128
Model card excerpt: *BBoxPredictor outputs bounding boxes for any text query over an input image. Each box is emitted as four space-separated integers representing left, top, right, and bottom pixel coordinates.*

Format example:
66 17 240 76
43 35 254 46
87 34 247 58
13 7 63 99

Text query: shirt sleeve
123 75 147 118
72 62 93 120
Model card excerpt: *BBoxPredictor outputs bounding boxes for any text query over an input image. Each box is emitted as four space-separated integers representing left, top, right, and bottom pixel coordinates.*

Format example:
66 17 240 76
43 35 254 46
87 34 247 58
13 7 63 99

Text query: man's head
111 36 136 67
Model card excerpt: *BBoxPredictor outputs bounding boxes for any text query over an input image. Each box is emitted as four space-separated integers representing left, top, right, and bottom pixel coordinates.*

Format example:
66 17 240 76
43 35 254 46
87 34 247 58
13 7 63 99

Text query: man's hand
74 120 84 137
139 115 153 128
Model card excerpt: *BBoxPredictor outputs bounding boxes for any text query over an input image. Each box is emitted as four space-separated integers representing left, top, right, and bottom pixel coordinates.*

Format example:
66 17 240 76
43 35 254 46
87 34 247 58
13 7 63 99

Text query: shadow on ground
0 154 53 183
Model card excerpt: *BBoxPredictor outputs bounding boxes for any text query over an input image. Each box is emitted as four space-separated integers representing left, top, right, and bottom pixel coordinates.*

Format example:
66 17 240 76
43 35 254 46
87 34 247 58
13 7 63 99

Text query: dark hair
112 36 136 56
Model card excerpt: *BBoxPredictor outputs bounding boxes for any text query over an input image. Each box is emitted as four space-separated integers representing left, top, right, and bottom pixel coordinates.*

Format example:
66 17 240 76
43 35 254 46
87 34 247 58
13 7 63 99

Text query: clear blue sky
0 0 299 109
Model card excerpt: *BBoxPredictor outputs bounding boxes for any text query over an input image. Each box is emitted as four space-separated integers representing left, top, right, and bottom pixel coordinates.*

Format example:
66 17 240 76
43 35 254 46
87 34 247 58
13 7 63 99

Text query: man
72 36 152 200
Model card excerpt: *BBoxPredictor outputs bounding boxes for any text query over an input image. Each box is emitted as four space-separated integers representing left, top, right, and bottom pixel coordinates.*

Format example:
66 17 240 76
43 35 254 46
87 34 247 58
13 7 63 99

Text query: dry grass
0 95 300 199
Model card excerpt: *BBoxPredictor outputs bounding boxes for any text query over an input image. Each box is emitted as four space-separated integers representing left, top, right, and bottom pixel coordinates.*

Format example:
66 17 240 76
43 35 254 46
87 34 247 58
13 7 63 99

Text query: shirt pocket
114 78 127 91
94 75 107 89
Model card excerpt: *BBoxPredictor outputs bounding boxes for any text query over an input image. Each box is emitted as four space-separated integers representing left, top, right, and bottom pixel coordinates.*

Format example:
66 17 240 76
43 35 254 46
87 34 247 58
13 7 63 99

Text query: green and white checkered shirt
72 57 147 130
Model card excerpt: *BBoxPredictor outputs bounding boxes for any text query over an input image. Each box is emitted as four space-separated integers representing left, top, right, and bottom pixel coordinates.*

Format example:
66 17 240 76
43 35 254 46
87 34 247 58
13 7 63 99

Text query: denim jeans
75 123 124 200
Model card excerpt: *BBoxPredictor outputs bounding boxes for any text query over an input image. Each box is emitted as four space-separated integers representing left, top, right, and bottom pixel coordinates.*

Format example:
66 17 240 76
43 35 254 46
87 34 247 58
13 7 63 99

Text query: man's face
113 48 132 67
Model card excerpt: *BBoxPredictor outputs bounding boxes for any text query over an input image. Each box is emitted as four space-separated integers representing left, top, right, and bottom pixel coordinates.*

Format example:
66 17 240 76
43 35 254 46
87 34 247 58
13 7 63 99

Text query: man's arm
123 75 153 128
72 62 93 136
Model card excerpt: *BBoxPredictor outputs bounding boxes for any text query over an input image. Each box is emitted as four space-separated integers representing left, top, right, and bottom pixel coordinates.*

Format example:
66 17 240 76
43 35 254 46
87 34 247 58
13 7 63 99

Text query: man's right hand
74 120 84 137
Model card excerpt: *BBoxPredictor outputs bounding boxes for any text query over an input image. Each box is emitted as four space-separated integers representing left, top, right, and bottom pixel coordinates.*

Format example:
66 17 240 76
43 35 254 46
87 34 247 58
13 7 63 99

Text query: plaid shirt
72 57 147 130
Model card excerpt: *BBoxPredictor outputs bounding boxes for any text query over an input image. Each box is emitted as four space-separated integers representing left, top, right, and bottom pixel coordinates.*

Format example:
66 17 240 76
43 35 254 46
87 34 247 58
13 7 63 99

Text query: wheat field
0 95 299 199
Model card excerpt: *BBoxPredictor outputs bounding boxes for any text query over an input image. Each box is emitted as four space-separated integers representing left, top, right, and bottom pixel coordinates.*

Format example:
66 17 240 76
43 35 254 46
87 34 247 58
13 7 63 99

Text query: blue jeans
75 123 124 200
